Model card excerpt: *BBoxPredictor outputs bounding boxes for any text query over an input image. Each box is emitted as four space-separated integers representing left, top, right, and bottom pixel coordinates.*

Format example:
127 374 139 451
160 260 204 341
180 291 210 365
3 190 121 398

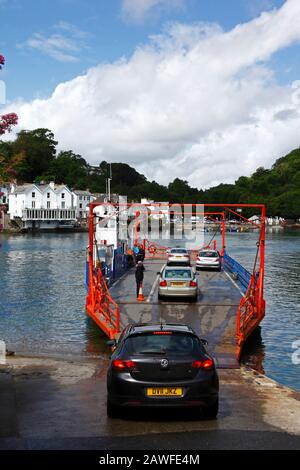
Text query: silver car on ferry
158 266 198 301
167 248 191 266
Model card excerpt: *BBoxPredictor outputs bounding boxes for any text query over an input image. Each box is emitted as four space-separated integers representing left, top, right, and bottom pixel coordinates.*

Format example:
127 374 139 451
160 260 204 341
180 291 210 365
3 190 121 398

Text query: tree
12 128 58 181
168 178 195 202
48 150 89 188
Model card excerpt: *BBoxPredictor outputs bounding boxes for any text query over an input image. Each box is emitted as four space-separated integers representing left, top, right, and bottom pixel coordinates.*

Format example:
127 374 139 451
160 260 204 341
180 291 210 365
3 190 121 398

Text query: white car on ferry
196 249 222 271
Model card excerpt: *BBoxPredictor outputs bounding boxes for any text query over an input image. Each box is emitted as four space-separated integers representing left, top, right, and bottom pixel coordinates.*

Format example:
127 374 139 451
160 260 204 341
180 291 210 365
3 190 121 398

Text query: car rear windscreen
199 251 218 257
164 269 192 279
170 249 188 254
125 333 202 356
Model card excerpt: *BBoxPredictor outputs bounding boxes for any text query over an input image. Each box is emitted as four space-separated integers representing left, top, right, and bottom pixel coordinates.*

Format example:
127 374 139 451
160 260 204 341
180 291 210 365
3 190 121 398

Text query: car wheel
107 399 119 419
202 399 219 419
158 293 164 301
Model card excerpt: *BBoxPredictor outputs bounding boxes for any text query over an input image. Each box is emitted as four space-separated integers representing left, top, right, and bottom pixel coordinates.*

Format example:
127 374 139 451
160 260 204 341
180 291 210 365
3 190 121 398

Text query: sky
1 0 300 189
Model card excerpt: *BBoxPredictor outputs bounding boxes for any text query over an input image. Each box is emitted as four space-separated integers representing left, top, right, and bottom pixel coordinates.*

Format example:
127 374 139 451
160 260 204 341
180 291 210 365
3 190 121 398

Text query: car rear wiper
139 350 167 355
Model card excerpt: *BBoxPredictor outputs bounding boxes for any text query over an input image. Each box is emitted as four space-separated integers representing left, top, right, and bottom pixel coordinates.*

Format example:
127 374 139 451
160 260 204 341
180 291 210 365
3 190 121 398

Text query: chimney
49 181 55 190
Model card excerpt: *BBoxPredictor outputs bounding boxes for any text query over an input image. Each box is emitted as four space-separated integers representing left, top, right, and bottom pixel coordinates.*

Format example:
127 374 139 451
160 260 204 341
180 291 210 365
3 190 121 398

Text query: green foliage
1 128 300 218
12 129 57 182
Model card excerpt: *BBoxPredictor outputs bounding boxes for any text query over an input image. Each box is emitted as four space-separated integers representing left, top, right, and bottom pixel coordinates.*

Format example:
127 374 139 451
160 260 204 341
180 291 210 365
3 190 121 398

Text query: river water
0 230 299 391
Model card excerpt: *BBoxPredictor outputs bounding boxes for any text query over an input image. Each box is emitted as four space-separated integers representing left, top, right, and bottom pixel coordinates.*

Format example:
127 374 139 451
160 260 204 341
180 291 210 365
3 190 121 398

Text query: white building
8 182 76 230
72 190 95 220
141 198 170 222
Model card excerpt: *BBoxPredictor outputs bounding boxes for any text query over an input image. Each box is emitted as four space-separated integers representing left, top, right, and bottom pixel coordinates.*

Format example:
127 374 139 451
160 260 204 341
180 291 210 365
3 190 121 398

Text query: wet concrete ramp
110 260 242 368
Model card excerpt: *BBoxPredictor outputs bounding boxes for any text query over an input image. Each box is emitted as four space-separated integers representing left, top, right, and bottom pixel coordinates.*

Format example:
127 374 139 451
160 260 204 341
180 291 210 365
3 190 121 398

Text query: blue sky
1 0 287 101
1 0 300 189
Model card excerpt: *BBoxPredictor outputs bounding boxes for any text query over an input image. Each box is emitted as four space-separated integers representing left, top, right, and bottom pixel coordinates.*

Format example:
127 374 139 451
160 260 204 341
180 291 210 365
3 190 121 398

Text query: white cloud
19 22 89 63
3 0 300 189
122 0 185 23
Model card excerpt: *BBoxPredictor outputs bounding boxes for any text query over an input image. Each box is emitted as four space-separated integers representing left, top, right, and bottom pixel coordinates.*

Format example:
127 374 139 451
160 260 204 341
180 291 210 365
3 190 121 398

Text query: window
79 203 82 209
79 196 82 201
47 201 50 209
61 193 65 199
125 333 202 356
199 251 219 258
32 192 35 198
32 201 35 209
61 202 65 209
47 193 50 199
164 269 192 279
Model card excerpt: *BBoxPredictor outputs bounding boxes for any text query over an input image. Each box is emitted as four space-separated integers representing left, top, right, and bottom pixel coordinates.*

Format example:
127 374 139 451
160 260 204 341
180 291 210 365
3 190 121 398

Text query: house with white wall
72 190 95 219
8 182 76 230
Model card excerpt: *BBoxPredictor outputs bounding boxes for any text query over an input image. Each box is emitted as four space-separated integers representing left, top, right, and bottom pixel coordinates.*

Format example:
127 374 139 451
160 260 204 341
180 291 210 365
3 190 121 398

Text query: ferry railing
223 252 252 293
235 213 266 359
236 268 265 357
86 263 120 339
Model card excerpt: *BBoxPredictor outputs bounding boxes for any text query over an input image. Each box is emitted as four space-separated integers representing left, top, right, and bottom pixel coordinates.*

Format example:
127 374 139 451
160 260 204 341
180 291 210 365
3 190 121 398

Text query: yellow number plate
147 388 183 397
171 282 185 286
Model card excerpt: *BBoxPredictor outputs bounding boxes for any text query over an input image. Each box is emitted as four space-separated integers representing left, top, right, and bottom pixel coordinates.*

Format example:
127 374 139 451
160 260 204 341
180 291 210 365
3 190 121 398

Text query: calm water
0 230 299 391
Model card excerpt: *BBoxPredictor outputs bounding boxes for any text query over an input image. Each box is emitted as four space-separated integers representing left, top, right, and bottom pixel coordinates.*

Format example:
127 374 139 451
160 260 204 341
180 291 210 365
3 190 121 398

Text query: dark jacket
135 264 145 281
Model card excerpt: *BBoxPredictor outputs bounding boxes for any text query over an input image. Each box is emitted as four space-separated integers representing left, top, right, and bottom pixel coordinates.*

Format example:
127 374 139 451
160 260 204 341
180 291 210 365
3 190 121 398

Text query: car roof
164 265 193 270
126 323 196 336
199 248 218 252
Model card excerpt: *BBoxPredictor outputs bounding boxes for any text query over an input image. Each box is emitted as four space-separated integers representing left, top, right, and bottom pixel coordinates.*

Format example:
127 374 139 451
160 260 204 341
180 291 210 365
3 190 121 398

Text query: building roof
54 185 72 193
73 190 93 196
13 184 37 195
11 183 72 195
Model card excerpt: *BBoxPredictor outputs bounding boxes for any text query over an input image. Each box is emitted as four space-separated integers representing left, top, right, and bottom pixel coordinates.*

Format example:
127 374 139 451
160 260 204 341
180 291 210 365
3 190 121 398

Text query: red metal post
88 204 95 301
259 205 266 317
221 212 226 256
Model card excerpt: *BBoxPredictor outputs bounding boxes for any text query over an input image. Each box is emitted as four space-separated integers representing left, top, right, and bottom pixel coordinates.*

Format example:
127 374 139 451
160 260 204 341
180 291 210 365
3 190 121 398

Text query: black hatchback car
106 323 219 418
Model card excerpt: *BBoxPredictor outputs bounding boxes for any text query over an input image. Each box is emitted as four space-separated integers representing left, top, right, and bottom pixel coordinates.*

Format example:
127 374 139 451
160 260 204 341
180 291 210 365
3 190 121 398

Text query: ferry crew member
135 261 145 298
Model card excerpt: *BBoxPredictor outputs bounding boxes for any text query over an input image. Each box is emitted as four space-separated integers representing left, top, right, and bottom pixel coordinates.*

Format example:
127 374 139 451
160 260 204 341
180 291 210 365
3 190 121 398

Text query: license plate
175 256 182 258
171 282 185 286
147 388 183 397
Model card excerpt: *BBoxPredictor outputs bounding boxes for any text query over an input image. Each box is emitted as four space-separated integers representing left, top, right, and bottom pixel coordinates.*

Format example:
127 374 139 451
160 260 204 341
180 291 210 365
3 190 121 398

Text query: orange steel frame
143 211 226 259
86 202 266 360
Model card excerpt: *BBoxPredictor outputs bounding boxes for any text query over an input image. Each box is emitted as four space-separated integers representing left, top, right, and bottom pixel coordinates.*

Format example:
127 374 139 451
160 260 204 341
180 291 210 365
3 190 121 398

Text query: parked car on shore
106 323 219 419
158 266 198 301
196 249 221 271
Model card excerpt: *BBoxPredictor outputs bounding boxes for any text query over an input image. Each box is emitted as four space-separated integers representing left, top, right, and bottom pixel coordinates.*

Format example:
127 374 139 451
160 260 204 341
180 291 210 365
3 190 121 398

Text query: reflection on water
0 230 300 391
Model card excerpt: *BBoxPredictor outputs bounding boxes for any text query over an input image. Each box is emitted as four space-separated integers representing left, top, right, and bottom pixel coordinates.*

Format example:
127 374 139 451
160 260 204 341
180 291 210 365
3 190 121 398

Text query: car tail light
192 359 214 370
197 256 200 261
153 331 172 335
113 360 135 371
189 281 197 287
159 280 167 287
